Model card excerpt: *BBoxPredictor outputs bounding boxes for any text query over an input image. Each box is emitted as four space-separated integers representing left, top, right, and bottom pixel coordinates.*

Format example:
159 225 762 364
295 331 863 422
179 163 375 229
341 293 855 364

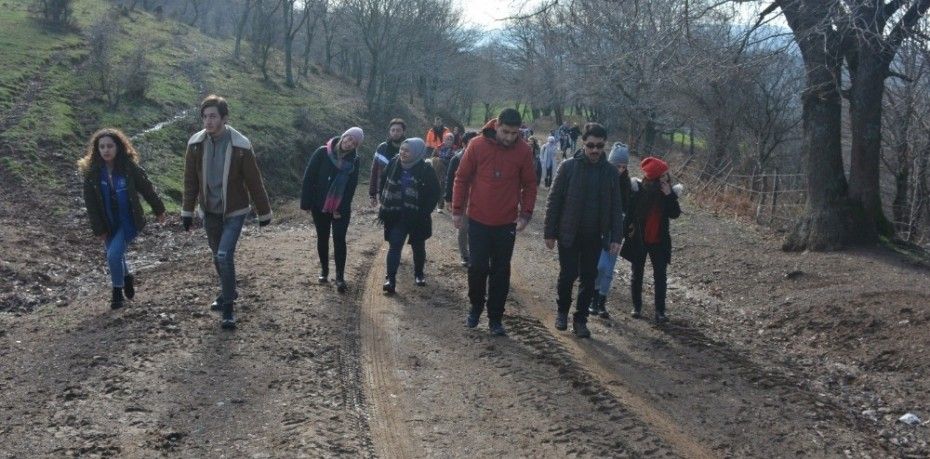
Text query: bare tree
250 0 284 80
842 0 930 238
234 0 254 60
282 0 311 87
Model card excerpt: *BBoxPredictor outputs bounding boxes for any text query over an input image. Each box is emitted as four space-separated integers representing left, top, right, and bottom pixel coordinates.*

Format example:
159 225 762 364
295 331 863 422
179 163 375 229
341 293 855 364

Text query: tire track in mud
500 204 886 456
359 242 418 458
0 223 383 457
506 270 716 459
357 225 683 457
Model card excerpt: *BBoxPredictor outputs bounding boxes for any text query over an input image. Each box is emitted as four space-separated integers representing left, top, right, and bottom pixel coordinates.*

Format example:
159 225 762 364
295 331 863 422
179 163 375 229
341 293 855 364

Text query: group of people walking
80 96 680 338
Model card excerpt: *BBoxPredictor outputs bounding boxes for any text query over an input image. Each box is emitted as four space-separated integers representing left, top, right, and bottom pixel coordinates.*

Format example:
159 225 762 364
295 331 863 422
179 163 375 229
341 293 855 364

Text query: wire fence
671 158 807 231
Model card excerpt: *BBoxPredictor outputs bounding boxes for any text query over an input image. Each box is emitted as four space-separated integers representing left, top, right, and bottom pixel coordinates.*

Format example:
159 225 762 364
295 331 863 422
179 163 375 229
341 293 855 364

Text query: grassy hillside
0 0 369 212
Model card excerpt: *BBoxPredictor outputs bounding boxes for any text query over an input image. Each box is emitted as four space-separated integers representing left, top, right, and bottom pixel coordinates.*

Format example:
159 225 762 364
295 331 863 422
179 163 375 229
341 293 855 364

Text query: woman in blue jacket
79 128 165 310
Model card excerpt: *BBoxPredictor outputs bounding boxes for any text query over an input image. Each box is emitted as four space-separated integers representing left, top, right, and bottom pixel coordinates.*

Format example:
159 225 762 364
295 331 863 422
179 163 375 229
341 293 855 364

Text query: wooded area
33 0 930 251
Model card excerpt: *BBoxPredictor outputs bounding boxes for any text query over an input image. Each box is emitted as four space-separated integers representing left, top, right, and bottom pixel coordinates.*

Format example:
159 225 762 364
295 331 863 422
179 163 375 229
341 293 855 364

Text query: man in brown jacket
182 95 272 330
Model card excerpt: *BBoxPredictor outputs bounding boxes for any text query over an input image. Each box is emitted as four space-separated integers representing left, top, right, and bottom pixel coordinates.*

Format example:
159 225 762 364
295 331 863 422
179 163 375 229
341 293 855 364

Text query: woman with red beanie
620 156 681 323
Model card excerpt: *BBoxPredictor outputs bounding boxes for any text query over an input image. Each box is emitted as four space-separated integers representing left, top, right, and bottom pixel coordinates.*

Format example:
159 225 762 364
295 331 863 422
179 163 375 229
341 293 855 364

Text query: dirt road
2 183 929 457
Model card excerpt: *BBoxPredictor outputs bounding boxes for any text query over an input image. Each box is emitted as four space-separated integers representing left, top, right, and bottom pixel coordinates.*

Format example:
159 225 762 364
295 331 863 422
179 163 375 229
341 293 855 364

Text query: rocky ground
2 161 930 457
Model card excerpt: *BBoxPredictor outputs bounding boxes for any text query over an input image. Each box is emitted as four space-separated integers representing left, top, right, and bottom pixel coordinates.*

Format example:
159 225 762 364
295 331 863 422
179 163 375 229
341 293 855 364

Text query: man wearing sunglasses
543 123 624 338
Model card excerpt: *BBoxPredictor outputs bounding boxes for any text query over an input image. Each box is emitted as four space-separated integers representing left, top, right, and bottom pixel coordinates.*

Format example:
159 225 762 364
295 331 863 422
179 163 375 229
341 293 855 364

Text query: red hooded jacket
451 119 538 226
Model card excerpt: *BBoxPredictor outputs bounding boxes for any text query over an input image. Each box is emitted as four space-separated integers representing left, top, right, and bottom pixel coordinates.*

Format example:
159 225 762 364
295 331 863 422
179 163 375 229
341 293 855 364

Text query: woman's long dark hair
77 128 140 175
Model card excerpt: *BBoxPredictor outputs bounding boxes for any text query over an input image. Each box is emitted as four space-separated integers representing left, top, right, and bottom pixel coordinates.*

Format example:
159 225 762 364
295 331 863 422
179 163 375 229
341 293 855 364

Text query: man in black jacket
543 123 623 338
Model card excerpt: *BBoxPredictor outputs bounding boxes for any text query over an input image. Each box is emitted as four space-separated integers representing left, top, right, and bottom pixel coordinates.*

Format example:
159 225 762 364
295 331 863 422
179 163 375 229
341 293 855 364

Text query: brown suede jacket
181 126 272 222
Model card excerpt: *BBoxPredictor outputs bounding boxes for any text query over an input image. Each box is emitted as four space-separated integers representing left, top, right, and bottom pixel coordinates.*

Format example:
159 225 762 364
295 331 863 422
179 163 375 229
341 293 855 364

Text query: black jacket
544 155 623 249
379 158 440 243
444 150 464 202
300 138 360 215
620 179 682 264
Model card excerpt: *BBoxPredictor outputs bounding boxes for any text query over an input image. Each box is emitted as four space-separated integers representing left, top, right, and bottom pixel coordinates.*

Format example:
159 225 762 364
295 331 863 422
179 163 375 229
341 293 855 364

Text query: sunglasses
584 142 606 149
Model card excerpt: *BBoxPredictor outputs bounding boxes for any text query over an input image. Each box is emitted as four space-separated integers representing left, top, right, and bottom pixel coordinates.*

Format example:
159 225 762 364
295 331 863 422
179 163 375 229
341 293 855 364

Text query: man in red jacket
452 108 538 336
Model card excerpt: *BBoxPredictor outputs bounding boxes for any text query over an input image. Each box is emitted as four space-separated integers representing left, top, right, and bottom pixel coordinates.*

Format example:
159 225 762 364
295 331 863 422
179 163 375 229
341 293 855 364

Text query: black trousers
556 234 601 323
467 220 516 324
544 165 553 187
312 210 350 279
630 243 668 314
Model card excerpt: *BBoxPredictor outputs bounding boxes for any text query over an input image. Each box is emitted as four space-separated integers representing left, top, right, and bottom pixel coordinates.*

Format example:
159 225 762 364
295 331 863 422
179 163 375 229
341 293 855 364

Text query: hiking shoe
631 308 642 319
383 279 396 295
415 275 426 287
335 279 347 293
489 322 507 336
110 287 125 310
554 313 568 331
573 321 591 338
318 273 329 284
123 274 135 300
466 307 482 328
221 304 236 330
655 313 669 324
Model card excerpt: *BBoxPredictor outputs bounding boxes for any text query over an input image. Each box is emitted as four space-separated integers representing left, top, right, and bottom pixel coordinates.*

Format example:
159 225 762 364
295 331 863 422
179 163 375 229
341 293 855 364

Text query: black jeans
386 222 426 280
556 234 601 323
312 210 350 279
467 220 516 324
630 243 668 314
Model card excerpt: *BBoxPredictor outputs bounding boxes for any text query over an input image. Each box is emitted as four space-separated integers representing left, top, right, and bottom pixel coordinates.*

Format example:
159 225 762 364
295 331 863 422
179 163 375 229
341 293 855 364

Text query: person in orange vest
424 116 450 153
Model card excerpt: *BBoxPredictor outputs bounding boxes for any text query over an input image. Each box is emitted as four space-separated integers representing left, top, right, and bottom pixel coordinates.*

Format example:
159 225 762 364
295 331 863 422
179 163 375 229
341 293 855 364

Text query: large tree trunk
847 52 891 238
783 65 873 250
779 0 874 251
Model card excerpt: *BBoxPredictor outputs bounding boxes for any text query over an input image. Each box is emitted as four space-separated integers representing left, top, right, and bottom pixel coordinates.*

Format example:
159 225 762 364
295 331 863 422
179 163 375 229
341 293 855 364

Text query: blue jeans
386 222 426 280
204 213 246 305
596 250 619 296
104 226 130 288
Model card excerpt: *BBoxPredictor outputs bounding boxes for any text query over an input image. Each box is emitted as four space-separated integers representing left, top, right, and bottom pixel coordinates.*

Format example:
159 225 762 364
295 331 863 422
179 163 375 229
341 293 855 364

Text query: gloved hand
182 216 192 231
259 218 270 227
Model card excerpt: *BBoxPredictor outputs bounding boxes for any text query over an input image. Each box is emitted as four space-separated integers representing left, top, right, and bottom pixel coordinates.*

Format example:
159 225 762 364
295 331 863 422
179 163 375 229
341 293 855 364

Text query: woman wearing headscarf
301 127 363 293
620 156 681 323
377 138 441 294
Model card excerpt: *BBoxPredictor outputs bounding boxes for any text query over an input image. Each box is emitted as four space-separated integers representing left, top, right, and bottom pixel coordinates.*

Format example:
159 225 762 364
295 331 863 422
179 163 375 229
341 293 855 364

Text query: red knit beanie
640 157 669 180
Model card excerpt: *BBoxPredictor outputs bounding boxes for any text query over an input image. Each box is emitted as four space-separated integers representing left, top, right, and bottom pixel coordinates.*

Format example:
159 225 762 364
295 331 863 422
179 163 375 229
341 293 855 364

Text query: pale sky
457 0 533 30
456 1 785 31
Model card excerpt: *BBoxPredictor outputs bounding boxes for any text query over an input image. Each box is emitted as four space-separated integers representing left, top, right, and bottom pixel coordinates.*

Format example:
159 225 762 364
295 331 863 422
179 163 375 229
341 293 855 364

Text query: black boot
210 296 223 312
597 294 610 319
588 295 601 315
382 276 396 295
221 303 236 329
110 287 125 310
335 276 347 293
123 274 135 300
572 320 591 338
